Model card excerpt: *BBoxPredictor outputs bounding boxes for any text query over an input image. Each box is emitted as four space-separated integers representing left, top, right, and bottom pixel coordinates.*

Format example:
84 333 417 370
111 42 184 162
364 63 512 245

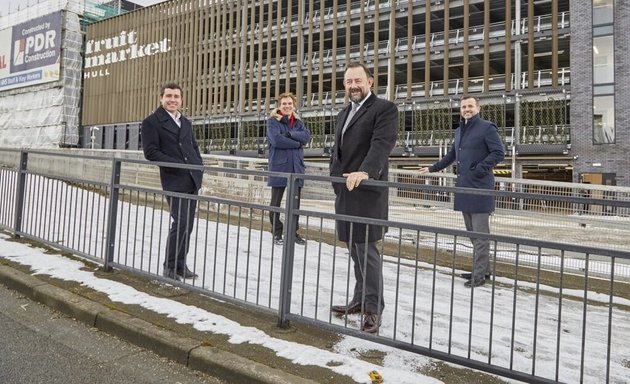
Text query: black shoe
273 235 283 245
178 266 198 279
460 272 491 280
163 267 181 281
331 301 362 315
294 234 306 245
464 278 486 288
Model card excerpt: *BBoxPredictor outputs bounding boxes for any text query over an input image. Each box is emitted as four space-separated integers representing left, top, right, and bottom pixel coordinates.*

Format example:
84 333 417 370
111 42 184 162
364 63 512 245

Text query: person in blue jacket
266 92 311 245
420 95 505 288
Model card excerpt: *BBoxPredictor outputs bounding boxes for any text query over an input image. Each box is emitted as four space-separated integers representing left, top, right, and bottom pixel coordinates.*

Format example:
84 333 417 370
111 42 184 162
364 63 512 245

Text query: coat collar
341 92 377 121
271 108 301 121
155 106 188 135
155 106 174 122
354 92 376 110
336 93 378 144
460 113 480 128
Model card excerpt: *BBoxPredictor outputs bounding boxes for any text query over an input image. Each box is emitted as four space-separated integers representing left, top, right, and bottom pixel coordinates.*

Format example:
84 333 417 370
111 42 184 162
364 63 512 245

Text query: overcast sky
5 0 168 14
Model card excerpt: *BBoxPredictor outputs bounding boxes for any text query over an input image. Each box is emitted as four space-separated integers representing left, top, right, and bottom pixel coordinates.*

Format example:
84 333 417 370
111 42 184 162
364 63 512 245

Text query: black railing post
277 173 298 328
12 151 28 238
104 158 121 272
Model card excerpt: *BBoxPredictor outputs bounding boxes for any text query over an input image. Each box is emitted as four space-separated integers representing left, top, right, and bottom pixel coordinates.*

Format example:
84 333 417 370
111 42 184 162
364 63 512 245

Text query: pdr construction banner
0 11 61 91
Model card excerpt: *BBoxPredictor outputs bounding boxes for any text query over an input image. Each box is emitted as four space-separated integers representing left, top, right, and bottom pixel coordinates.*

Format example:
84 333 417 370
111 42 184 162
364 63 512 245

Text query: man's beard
347 87 367 103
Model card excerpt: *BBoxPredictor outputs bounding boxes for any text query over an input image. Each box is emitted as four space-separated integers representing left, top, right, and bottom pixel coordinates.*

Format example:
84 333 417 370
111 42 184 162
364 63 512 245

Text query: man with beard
329 63 398 334
419 95 505 288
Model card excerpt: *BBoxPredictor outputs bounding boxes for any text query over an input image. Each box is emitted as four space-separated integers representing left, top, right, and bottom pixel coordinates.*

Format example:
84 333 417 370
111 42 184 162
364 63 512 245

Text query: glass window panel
593 0 613 25
593 95 615 144
593 25 614 36
594 84 614 95
593 35 614 84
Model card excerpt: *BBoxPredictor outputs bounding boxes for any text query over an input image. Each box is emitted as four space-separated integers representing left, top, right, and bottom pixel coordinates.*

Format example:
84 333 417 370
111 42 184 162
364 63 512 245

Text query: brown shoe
331 301 362 315
361 312 381 334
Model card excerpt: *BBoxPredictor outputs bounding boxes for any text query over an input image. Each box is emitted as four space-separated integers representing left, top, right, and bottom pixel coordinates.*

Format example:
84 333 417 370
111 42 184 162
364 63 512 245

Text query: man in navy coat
141 83 203 281
420 95 505 287
329 63 398 334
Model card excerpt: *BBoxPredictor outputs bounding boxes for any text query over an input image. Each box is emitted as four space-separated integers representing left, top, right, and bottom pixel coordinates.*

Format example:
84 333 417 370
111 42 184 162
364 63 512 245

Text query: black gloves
284 131 292 138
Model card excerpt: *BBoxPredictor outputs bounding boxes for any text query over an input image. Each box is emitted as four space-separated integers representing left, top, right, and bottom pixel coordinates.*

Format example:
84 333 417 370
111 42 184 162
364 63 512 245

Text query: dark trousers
165 192 197 270
269 186 301 237
462 212 491 281
348 241 384 315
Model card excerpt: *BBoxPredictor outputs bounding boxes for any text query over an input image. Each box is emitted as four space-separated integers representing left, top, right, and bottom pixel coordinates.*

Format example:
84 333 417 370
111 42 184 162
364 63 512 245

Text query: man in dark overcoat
420 95 505 287
329 63 398 334
141 83 203 281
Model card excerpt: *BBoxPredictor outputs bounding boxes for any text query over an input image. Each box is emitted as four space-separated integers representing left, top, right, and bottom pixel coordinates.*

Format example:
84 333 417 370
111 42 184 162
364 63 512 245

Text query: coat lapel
155 106 182 137
346 106 365 132
178 117 191 140
336 106 350 143
337 93 375 141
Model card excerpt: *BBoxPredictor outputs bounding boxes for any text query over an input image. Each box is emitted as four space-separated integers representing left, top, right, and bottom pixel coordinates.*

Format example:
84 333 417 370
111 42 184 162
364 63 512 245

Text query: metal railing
1 148 629 383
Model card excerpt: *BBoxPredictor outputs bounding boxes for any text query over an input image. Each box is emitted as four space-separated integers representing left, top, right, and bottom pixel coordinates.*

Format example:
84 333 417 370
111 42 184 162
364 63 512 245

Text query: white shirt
167 110 181 127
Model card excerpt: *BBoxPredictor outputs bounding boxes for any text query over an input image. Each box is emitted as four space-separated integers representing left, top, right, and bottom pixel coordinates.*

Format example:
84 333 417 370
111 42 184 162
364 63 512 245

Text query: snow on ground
0 234 440 384
1 174 629 383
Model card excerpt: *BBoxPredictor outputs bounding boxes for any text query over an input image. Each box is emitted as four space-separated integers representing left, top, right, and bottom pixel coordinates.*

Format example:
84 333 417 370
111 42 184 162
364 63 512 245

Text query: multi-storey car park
1 1 625 185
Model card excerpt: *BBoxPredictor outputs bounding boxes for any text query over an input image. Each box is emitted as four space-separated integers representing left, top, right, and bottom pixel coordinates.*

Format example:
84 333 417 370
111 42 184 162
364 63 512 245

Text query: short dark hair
160 83 182 97
345 62 373 79
460 94 480 106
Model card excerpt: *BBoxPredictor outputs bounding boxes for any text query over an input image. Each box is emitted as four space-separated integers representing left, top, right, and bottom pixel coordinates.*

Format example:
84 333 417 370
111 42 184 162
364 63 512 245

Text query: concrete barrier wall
2 147 630 253
0 149 274 205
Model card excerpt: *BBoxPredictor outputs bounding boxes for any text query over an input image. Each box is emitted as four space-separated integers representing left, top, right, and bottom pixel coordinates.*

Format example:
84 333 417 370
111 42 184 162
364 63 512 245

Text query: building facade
570 0 627 186
79 0 628 186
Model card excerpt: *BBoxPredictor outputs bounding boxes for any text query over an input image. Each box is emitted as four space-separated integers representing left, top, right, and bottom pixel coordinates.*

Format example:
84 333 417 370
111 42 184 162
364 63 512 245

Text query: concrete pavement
0 282 225 384
0 253 351 384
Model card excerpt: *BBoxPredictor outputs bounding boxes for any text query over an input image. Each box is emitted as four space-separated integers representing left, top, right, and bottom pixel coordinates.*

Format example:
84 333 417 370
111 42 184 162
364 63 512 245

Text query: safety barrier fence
1 149 629 383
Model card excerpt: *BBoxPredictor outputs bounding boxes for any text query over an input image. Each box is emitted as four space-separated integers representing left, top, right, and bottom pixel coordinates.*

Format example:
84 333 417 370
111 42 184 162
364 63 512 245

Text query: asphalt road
0 283 224 384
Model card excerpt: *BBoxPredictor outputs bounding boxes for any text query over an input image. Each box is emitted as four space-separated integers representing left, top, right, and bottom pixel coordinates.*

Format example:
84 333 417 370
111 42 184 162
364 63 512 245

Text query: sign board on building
82 11 173 126
0 11 62 91
83 30 170 79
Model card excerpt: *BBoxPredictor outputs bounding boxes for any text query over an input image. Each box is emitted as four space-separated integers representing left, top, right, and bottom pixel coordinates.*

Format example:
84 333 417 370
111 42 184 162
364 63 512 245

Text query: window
593 0 613 25
592 0 615 144
593 36 614 84
593 96 615 144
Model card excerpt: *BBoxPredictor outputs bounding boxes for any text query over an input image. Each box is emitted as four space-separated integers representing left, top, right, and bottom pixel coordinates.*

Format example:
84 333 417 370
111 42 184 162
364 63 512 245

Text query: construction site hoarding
0 11 62 91
0 5 82 149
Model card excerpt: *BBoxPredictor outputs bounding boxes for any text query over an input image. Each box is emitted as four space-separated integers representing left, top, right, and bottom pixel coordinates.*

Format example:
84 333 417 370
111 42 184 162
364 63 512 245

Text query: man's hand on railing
342 171 369 191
